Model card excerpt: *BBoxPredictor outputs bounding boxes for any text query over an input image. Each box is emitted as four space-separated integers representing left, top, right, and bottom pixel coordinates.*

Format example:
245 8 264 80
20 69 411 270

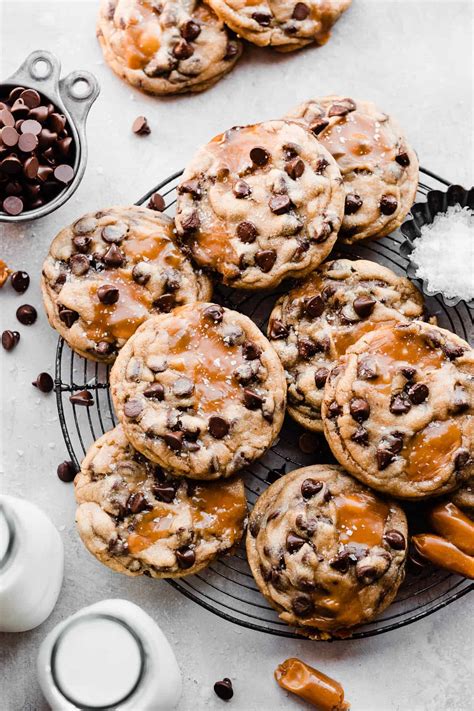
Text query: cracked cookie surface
75 425 247 577
97 0 242 95
322 322 474 499
175 120 345 290
110 302 287 479
41 205 212 363
246 464 407 636
287 96 418 242
206 0 351 51
268 259 425 431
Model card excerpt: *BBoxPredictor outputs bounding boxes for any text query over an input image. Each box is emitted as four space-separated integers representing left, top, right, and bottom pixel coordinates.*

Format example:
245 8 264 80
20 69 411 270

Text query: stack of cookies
97 0 352 94
41 96 474 639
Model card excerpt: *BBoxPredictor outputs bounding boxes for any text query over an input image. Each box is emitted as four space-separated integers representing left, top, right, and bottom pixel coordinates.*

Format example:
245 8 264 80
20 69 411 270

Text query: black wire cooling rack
55 167 473 640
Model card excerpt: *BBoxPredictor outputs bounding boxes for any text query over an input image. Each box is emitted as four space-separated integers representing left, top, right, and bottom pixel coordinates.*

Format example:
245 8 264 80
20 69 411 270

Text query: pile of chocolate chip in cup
0 86 75 216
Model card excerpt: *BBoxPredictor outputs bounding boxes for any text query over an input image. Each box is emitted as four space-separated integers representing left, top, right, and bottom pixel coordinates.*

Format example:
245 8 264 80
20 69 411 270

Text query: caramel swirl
114 1 162 70
405 421 462 482
320 111 395 171
275 658 350 711
335 493 388 547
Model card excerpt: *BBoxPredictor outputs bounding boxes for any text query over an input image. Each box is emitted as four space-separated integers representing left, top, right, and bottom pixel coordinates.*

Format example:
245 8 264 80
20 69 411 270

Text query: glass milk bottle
0 495 64 632
37 598 182 710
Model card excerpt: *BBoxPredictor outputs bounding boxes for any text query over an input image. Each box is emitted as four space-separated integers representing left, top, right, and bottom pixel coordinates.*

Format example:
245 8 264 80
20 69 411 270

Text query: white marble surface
1 1 473 709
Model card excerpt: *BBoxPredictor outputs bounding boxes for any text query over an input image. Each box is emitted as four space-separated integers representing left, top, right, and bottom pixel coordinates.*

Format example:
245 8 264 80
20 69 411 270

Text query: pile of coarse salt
410 203 474 301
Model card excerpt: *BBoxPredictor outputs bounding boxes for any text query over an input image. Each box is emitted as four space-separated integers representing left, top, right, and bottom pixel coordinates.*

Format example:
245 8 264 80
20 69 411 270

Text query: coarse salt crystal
410 203 474 301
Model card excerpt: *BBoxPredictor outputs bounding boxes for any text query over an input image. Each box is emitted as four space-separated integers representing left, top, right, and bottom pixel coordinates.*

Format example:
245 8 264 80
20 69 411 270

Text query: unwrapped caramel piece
275 658 350 711
412 534 474 579
429 502 474 556
0 259 11 287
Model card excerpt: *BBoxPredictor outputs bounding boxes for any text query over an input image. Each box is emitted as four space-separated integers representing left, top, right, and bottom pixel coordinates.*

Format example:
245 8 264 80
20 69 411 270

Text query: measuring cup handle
4 50 62 96
59 71 100 131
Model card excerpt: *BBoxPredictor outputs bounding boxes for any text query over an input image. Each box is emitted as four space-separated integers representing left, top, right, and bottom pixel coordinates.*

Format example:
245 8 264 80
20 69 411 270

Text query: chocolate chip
304 294 324 318
178 179 201 199
1 126 19 147
173 377 194 397
451 388 469 414
390 393 411 415
384 530 406 550
53 164 74 184
292 2 309 19
16 304 37 325
203 304 223 323
132 116 151 135
95 341 114 357
243 389 263 410
144 383 165 400
407 383 429 405
152 483 176 503
314 221 332 242
269 319 288 339
330 552 350 573
454 448 470 470
401 366 416 380
377 433 403 469
103 244 124 268
309 118 329 135
164 431 184 451
1 330 20 351
301 478 323 499
242 341 261 360
32 372 54 393
153 294 174 313
250 146 270 166
3 195 23 215
57 460 77 483
349 398 370 422
380 195 398 215
351 426 369 446
102 223 128 243
48 113 66 133
23 156 39 179
233 179 251 198
10 270 30 293
209 415 229 439
20 89 41 109
176 546 196 569
298 433 320 454
74 216 97 235
236 220 258 243
180 210 200 233
98 284 119 305
314 367 329 389
124 398 143 418
69 254 89 277
214 678 233 702
327 401 342 419
286 532 306 553
127 492 150 514
357 358 378 380
69 390 94 407
353 295 376 318
297 337 317 359
147 192 166 211
224 41 239 60
292 595 314 617
443 343 466 360
180 19 201 41
255 249 276 272
395 151 410 167
344 193 363 215
328 99 356 117
269 194 291 215
356 565 378 585
285 157 305 180
58 308 79 328
73 235 92 253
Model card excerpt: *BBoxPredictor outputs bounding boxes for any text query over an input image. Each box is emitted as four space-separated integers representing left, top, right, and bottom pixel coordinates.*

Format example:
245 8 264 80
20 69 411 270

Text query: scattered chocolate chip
377 433 403 469
443 343 465 360
95 341 114 357
299 432 320 454
180 19 201 41
304 294 324 318
203 304 223 322
32 372 54 393
176 546 196 569
152 483 176 503
297 337 317 359
269 319 288 339
127 492 150 514
327 401 342 419
454 448 470 470
53 163 74 184
180 210 200 233
390 393 411 415
236 220 258 243
357 358 378 380
351 426 369 446
353 295 376 318
1 329 20 351
243 389 263 410
250 146 270 166
20 89 41 109
292 595 314 617
57 460 77 483
124 398 143 418
178 179 201 199
242 341 261 360
314 367 329 389
16 303 37 325
451 388 469 414
58 307 79 328
173 377 194 397
233 179 251 198
327 99 356 117
314 221 332 242
214 678 233 701
356 565 378 585
349 398 370 422
330 552 350 573
132 116 151 135
380 194 398 215
103 244 124 268
1 126 19 147
69 390 94 407
301 478 323 499
10 270 30 293
209 415 229 439
146 191 166 211
384 530 406 550
407 382 429 405
144 383 165 400
173 39 194 60
97 284 119 305
287 532 306 553
292 2 309 19
73 235 92 253
309 118 329 135
269 194 291 215
344 193 363 215
401 366 416 380
224 41 240 61
164 431 184 451
285 157 305 180
255 249 276 272
395 151 410 167
102 223 127 243
153 294 175 313
70 254 90 276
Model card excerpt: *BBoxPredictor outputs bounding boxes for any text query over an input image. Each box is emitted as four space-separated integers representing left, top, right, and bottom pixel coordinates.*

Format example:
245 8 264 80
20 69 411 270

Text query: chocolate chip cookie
41 206 212 363
268 259 425 431
286 97 419 242
75 425 247 577
110 302 287 479
175 121 345 290
206 0 351 52
97 0 242 95
451 477 474 514
247 464 407 636
322 322 474 499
